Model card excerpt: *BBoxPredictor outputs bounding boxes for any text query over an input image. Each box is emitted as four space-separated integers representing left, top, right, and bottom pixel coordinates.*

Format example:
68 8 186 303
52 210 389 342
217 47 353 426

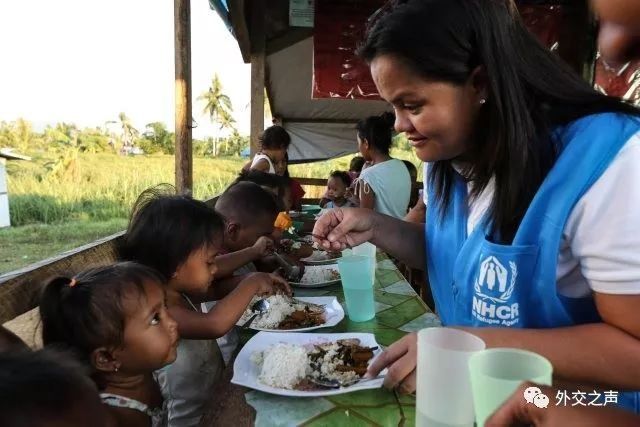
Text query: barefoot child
119 188 290 426
40 262 178 427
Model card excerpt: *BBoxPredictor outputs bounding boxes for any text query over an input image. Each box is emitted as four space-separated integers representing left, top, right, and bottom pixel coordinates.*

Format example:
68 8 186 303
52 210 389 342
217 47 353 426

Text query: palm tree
116 112 139 154
198 74 235 156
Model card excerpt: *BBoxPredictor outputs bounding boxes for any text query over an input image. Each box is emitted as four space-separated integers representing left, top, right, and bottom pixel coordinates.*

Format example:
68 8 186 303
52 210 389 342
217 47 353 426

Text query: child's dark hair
234 170 290 211
349 156 366 173
118 184 225 279
0 326 29 353
260 125 291 150
215 181 280 224
0 349 101 426
356 112 395 155
39 262 163 386
329 171 351 188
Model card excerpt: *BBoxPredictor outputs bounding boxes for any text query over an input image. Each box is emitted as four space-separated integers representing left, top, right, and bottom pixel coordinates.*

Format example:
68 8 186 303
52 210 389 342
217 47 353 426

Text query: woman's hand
486 382 640 427
366 332 418 394
312 208 377 251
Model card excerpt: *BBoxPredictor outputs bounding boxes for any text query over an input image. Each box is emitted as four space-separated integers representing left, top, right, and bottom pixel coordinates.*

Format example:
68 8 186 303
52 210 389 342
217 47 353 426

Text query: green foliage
5 153 244 226
218 130 249 157
138 122 175 155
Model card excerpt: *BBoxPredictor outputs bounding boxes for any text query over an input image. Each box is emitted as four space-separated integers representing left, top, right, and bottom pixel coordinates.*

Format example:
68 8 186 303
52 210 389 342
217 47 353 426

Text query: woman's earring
479 98 487 105
114 366 119 373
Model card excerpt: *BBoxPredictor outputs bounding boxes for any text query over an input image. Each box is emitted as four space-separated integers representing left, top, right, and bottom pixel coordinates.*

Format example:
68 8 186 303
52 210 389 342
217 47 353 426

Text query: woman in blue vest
313 0 640 413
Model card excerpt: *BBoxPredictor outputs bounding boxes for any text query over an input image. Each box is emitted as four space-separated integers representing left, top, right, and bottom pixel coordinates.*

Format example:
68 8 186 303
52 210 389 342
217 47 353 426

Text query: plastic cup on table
351 242 376 280
337 255 375 322
468 348 553 427
416 328 486 427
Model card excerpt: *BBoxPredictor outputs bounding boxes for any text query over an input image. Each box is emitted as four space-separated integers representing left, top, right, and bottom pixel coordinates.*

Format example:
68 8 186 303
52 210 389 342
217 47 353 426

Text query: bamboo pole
174 0 193 195
250 0 266 156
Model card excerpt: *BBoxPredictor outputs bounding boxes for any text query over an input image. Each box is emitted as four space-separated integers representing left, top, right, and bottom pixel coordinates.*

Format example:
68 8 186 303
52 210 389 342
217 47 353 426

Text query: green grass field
1 151 421 274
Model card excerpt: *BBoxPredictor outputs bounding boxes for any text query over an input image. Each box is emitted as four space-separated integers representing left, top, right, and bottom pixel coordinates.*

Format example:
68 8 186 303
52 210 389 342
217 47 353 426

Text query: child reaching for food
320 171 357 209
118 187 291 426
40 262 178 427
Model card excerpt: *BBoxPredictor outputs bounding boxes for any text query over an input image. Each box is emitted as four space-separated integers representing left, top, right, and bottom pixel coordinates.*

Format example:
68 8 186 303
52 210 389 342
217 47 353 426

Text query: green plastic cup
468 348 553 427
337 255 375 322
351 242 376 280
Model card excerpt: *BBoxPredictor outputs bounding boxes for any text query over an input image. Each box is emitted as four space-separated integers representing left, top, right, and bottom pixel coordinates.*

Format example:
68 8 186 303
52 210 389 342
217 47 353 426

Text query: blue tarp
209 0 233 33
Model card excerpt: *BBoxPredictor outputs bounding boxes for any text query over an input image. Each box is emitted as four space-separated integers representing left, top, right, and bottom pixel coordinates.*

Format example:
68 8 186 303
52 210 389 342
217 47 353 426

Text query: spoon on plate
240 298 270 329
308 374 386 389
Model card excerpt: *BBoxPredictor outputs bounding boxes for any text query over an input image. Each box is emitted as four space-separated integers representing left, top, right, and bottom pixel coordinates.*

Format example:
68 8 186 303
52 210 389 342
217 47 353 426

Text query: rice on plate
253 339 375 390
238 294 325 329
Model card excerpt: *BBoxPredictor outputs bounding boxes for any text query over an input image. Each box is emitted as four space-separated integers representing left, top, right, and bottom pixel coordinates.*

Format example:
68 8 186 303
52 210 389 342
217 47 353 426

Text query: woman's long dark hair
360 0 639 242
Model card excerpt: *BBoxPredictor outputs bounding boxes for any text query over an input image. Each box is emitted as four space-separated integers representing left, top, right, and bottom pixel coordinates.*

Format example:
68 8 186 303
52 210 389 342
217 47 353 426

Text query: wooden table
201 252 440 427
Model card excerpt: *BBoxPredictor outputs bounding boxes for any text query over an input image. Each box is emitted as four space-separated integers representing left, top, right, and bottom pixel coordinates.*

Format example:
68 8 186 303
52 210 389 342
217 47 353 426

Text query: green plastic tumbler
337 255 375 322
468 348 553 427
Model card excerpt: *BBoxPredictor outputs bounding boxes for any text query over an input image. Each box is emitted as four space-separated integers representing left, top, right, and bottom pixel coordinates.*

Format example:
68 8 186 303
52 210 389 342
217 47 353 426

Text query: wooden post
174 0 193 195
250 0 266 156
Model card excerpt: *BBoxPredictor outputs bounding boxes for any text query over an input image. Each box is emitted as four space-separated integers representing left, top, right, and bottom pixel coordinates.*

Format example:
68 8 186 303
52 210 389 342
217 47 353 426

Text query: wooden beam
266 28 313 56
293 177 327 186
283 118 361 125
175 0 193 195
228 0 251 63
250 0 266 156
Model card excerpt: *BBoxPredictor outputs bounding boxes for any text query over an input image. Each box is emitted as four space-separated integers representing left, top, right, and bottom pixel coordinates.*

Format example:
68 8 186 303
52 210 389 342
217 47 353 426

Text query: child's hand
245 272 292 297
252 236 274 258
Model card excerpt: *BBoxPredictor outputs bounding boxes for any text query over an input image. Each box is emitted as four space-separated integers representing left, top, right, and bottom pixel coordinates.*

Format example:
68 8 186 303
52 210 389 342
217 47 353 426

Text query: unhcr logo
472 256 520 326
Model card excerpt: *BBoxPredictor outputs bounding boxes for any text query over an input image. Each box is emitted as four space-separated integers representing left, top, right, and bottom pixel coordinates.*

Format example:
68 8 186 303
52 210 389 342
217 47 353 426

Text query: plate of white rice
236 295 344 332
289 265 341 288
231 332 384 397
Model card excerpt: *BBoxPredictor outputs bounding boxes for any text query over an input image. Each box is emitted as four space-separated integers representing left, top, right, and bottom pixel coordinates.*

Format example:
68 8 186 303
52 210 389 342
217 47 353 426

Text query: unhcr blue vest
426 113 640 412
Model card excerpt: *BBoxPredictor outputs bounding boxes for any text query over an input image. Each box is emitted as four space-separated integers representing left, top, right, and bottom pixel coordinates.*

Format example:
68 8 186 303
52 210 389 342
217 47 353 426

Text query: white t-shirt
358 158 411 219
250 153 276 174
423 131 640 297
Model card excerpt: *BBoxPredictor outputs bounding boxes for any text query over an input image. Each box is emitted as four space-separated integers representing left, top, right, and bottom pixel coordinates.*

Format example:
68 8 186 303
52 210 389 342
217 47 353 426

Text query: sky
0 0 252 139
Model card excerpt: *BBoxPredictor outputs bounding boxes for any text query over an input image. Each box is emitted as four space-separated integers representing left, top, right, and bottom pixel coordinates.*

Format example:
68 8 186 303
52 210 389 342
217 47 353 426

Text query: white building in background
0 149 31 228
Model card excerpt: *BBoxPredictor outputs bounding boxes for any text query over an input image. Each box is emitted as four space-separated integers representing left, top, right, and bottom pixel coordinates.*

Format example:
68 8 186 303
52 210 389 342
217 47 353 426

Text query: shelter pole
250 0 266 156
174 0 193 195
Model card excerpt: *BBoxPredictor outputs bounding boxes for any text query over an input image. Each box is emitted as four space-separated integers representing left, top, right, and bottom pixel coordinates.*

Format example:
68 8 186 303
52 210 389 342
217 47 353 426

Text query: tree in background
218 129 249 157
106 112 139 154
198 73 236 156
0 119 33 152
138 122 175 155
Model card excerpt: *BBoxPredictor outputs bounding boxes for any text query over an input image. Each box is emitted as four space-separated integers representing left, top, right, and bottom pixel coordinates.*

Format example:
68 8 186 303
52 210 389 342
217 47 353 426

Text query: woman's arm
313 208 426 269
464 293 640 390
169 272 291 339
368 293 640 393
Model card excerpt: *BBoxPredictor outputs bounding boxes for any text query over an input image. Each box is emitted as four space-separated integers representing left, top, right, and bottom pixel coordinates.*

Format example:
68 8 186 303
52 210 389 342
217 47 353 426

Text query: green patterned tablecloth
243 252 441 427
